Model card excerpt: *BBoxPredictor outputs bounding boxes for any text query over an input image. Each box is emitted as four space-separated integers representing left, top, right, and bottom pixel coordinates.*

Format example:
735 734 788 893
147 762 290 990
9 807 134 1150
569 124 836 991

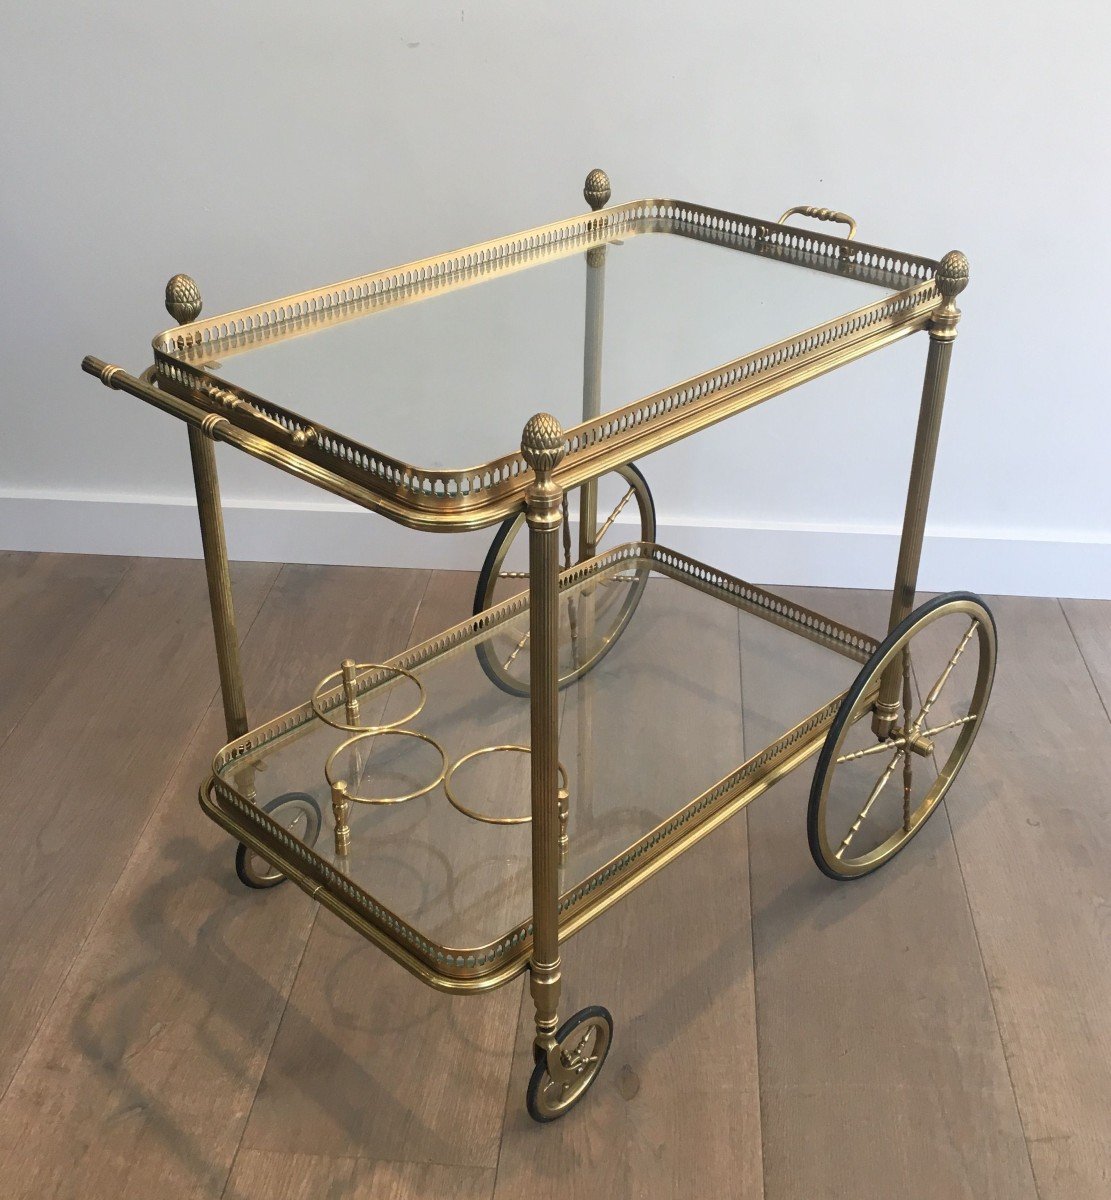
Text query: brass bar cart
83 173 996 1121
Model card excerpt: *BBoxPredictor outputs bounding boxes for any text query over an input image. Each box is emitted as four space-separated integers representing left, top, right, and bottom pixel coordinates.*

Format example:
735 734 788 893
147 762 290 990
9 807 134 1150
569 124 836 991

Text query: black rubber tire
526 1005 614 1123
473 463 655 698
807 590 996 882
235 791 323 890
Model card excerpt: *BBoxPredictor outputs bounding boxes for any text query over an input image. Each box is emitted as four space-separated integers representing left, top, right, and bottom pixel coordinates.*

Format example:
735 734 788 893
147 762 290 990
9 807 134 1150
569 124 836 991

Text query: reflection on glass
220 557 865 954
190 229 895 468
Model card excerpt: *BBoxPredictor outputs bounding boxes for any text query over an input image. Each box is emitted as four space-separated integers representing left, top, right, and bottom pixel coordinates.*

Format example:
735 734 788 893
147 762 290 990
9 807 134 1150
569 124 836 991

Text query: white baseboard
2 491 1109 600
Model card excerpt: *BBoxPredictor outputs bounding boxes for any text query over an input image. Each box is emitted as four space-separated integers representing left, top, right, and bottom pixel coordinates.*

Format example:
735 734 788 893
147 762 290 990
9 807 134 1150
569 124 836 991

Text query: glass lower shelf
204 544 877 989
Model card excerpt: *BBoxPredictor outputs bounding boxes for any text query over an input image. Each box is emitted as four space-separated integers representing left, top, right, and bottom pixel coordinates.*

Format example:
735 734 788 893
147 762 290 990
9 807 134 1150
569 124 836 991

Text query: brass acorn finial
521 413 566 475
583 168 611 211
936 251 969 302
165 273 202 325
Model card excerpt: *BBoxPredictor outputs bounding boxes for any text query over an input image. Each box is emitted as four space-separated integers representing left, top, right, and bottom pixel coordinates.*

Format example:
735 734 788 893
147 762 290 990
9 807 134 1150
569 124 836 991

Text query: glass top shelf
212 548 872 964
157 200 938 486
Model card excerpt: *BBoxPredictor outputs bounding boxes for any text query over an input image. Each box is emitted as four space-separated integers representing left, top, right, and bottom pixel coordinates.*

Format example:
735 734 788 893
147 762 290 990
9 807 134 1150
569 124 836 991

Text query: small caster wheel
235 792 322 889
808 591 996 880
526 1005 613 1122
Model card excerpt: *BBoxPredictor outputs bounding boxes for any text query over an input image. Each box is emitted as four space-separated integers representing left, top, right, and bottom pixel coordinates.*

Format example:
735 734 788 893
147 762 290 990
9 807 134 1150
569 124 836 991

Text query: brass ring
324 728 446 805
200 412 231 438
444 745 568 826
311 662 425 733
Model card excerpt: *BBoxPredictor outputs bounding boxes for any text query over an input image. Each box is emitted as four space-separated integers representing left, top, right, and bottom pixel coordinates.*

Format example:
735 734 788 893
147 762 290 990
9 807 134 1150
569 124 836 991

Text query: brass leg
163 273 250 745
521 414 568 1054
578 169 609 562
874 251 969 738
578 247 606 561
188 425 249 741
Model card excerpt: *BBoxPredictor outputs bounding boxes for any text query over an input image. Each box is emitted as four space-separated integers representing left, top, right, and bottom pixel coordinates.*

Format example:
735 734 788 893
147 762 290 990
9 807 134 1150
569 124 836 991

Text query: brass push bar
80 356 512 531
81 356 314 447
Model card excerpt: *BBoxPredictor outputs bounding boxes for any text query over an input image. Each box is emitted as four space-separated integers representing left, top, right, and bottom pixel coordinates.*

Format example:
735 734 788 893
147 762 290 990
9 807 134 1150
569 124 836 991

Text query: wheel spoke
594 486 636 546
902 743 914 831
565 1029 599 1073
910 619 977 734
835 749 903 859
920 714 978 738
500 586 586 673
902 649 914 831
836 737 909 764
907 647 942 784
596 572 638 592
502 627 530 671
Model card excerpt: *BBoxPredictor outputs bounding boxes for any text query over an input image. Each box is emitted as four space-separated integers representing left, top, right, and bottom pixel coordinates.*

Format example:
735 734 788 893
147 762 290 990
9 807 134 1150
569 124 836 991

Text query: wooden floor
0 550 1107 1200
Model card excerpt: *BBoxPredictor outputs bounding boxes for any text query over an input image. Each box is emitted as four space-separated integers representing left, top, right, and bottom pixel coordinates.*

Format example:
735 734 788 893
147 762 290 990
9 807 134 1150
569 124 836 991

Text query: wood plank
1061 598 1111 719
748 586 1037 1200
237 569 530 1170
224 1150 359 1200
492 584 763 1199
0 551 130 749
348 1159 494 1200
0 556 278 1100
223 1149 494 1200
945 596 1111 1199
0 563 429 1200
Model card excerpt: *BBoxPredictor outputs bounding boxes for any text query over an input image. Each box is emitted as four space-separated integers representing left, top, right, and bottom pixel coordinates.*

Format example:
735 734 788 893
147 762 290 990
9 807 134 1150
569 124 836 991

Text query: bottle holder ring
444 745 568 826
324 728 446 806
311 662 425 733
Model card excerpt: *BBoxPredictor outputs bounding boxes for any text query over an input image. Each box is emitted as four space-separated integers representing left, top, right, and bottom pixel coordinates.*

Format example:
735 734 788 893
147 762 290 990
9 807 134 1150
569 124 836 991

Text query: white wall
2 2 1108 597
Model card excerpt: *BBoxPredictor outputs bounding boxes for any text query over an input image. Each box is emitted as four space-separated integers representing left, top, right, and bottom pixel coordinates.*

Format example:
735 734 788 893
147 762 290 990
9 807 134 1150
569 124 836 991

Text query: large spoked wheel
526 1005 613 1122
808 592 997 881
473 463 656 697
235 792 323 889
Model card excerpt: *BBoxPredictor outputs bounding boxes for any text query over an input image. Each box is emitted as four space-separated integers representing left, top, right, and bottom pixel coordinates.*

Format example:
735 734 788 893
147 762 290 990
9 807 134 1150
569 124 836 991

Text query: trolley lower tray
203 543 877 990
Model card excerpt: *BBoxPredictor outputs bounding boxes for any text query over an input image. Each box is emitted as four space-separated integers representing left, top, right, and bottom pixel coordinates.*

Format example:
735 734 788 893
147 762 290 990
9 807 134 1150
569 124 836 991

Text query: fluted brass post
331 780 352 856
578 169 610 562
873 251 968 738
167 275 250 742
521 413 567 1051
341 658 361 726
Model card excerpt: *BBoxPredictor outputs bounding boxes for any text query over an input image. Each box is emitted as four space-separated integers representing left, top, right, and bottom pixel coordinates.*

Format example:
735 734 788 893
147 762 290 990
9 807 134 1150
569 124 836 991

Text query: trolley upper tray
204 544 878 990
155 198 944 530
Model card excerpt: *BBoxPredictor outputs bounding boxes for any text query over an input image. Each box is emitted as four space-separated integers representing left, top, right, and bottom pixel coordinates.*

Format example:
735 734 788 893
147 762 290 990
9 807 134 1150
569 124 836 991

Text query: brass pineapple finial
937 251 969 302
165 274 202 325
583 169 611 212
934 251 969 330
521 413 566 476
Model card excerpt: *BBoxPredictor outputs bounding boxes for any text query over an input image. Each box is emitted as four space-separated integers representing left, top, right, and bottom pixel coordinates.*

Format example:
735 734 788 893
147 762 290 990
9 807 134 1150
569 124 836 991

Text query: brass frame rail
88 196 943 534
204 542 878 994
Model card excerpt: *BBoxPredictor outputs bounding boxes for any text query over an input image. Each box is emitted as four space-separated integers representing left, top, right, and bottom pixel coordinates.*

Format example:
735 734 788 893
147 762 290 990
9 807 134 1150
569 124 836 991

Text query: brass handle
82 356 316 448
777 205 858 242
193 380 318 448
